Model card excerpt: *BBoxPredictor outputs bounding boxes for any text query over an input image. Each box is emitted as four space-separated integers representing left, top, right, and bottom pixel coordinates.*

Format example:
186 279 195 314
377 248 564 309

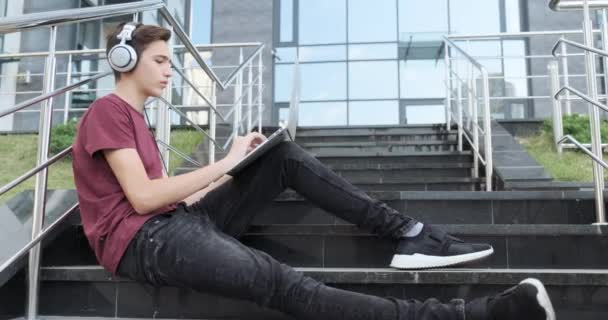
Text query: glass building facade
273 0 527 126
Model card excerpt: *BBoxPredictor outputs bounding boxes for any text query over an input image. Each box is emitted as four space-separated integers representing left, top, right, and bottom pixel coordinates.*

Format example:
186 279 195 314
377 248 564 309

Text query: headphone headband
117 22 137 42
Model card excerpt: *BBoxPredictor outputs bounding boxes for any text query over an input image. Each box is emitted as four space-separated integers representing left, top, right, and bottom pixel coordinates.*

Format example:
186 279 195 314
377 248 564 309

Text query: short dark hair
105 22 171 80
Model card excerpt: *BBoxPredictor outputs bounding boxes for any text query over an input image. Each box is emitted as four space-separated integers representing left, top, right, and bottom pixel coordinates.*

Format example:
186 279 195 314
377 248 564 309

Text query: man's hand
225 131 267 165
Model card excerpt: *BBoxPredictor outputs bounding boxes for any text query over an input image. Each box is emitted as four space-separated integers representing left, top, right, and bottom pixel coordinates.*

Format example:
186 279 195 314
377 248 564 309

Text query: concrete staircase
1 124 607 319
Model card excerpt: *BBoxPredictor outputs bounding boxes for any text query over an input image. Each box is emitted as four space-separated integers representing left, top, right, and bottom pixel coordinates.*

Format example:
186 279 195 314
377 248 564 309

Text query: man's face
129 40 172 97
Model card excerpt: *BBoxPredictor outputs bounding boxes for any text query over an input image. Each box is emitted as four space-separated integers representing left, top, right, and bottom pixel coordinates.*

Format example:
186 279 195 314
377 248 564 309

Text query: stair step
176 166 473 179
28 266 608 320
267 190 599 225
295 133 457 144
304 144 460 153
310 150 471 158
41 224 608 270
295 126 450 137
38 265 608 285
238 224 608 269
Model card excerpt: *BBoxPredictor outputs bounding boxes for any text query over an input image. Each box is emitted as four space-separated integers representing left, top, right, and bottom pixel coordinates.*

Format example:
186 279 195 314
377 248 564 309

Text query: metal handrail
447 29 600 40
550 0 608 11
0 0 164 33
0 0 222 87
0 202 79 281
555 85 608 112
0 147 72 197
156 6 222 88
444 37 486 70
169 60 224 122
156 139 202 168
552 37 608 58
154 96 224 151
444 36 493 191
224 75 262 120
0 42 263 59
558 135 608 168
547 0 607 225
222 44 265 89
0 71 112 118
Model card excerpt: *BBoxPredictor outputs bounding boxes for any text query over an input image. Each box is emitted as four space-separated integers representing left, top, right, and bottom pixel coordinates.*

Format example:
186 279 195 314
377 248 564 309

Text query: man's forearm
181 174 232 205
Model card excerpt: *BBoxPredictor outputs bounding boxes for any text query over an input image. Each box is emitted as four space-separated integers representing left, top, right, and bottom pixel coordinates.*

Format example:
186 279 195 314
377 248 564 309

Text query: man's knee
275 140 307 159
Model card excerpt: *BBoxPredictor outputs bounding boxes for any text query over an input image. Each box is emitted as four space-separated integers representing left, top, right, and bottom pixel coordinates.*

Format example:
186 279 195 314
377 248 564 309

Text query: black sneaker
466 278 556 320
390 224 493 269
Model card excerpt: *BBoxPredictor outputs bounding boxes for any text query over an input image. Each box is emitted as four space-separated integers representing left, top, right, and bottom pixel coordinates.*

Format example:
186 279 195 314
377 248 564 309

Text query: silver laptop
226 125 293 176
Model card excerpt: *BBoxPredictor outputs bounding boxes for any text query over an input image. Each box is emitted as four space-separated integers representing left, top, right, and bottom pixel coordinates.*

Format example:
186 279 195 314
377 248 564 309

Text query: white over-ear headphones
107 22 138 73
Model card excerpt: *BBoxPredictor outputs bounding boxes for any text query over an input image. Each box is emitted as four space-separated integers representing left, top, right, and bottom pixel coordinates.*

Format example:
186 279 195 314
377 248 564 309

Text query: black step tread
296 127 450 137
344 177 484 184
300 141 458 147
39 265 608 286
243 224 608 237
313 150 472 158
276 190 606 201
320 162 473 170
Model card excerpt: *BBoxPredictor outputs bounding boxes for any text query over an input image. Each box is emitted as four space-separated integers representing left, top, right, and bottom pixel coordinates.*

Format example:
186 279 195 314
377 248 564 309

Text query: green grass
0 129 204 205
167 129 205 174
517 131 608 182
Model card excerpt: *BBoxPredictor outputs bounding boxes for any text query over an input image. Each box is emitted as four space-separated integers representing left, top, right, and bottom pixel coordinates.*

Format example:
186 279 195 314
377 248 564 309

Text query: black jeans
116 141 465 320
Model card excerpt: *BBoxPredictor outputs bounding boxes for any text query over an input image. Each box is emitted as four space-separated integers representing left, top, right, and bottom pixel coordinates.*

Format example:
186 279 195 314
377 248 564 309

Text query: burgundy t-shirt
72 93 177 275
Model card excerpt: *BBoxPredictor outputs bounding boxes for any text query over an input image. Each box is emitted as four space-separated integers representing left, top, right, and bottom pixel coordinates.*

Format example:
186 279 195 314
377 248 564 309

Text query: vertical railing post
63 53 73 124
467 78 479 179
257 52 263 133
444 42 452 131
481 69 493 191
582 0 606 225
237 48 243 135
27 25 58 320
247 57 253 133
157 23 173 174
472 77 480 180
209 83 216 164
560 37 572 115
548 61 564 154
456 79 464 152
601 9 608 103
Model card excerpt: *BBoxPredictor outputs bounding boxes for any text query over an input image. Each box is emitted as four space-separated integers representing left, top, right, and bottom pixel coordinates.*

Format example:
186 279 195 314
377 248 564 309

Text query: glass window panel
450 0 500 34
349 100 399 125
191 0 212 44
349 61 398 99
299 45 346 62
299 0 346 44
299 102 347 126
398 0 448 42
348 44 398 60
400 60 445 98
348 0 397 43
466 40 502 74
502 40 528 97
280 0 294 42
406 104 445 124
274 64 293 102
275 47 296 63
301 63 347 100
505 0 521 33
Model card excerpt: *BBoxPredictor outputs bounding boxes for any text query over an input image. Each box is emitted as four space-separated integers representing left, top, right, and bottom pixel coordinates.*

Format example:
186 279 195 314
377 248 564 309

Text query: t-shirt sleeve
82 101 137 158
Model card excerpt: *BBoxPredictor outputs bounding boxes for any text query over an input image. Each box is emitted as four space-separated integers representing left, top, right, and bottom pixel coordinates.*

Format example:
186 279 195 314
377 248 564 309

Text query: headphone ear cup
108 43 137 73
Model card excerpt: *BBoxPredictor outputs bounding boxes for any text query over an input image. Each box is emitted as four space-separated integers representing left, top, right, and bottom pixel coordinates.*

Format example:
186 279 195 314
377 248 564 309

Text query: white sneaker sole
519 278 556 320
389 247 494 269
